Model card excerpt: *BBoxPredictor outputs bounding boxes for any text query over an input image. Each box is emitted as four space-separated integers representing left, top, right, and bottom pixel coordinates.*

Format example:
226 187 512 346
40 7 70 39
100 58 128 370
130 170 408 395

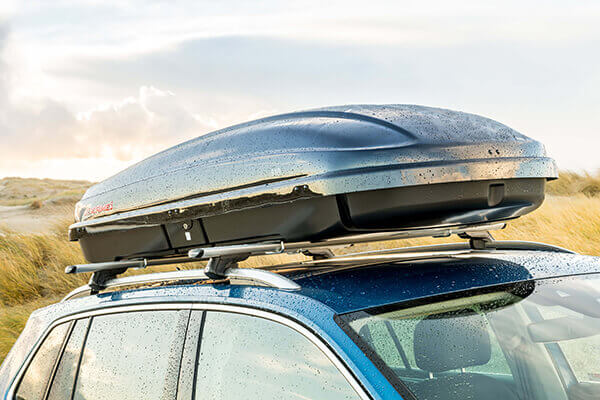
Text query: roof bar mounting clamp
204 255 250 279
459 230 496 250
65 258 149 295
187 241 286 279
302 248 335 260
89 267 128 294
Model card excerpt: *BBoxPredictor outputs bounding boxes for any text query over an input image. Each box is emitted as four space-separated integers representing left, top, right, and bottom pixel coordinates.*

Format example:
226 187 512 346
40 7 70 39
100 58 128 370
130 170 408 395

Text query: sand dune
0 177 89 233
0 204 73 234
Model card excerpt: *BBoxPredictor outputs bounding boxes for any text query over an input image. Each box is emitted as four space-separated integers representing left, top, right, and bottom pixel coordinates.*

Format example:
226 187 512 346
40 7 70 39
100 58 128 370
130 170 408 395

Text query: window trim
13 320 73 400
68 317 92 400
43 320 75 400
9 303 371 400
188 304 371 400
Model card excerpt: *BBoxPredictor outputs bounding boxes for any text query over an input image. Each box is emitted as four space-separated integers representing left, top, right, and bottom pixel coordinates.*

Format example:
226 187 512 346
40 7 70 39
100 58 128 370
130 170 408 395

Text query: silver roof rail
340 240 576 258
62 267 300 301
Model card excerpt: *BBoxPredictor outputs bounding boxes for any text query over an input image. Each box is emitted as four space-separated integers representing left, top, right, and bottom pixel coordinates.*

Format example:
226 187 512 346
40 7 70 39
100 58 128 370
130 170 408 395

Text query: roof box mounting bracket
302 248 336 260
459 230 496 250
89 268 127 294
188 241 287 278
204 255 249 279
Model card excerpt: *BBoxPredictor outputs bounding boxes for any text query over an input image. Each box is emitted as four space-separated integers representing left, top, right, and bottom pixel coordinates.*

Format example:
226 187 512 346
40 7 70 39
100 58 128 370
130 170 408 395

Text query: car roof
35 249 600 322
292 250 600 313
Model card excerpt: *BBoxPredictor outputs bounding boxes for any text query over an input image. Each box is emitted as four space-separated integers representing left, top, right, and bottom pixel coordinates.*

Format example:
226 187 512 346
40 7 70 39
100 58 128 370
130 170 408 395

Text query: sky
0 0 599 181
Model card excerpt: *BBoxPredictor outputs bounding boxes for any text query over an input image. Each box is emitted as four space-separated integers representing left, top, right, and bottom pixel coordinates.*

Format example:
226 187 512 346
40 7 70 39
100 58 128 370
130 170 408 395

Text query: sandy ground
0 204 72 234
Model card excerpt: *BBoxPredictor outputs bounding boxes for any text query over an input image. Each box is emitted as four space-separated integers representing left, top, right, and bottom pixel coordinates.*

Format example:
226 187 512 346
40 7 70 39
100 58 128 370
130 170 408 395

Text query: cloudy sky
0 0 599 181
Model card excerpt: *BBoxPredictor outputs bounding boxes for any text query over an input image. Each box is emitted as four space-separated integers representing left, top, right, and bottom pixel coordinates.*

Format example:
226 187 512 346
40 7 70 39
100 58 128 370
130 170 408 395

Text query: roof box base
78 178 545 263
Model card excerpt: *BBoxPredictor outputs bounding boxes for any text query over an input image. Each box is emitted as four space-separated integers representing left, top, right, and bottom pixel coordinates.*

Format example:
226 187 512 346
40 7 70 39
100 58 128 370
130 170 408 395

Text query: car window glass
73 310 189 400
361 316 511 375
537 302 600 383
47 318 89 400
194 311 361 400
365 318 417 369
15 322 70 400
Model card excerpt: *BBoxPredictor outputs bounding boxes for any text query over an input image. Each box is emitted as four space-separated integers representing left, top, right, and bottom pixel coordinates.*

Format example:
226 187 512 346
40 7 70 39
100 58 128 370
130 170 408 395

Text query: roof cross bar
62 267 301 301
65 256 197 294
64 222 506 291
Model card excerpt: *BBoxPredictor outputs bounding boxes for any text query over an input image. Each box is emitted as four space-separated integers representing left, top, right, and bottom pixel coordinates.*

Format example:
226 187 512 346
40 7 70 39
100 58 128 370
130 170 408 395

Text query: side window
194 311 361 400
15 322 70 400
47 318 90 400
73 310 189 400
359 314 511 375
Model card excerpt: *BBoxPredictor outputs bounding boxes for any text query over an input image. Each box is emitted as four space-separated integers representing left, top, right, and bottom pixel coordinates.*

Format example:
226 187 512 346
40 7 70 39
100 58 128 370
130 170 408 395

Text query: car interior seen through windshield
338 275 600 400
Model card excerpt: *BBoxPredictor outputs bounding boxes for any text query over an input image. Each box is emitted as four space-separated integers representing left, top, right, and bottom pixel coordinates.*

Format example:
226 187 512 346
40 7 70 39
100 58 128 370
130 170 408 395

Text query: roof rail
62 267 300 301
64 222 505 294
341 240 576 258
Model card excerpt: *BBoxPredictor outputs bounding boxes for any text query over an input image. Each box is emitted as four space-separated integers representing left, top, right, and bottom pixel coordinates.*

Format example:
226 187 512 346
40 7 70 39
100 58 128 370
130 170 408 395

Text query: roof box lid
69 104 557 262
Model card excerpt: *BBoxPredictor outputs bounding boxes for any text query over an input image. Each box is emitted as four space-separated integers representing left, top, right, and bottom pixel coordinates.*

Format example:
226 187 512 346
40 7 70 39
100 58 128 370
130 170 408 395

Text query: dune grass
0 223 89 307
0 298 60 361
547 170 600 197
1 172 600 364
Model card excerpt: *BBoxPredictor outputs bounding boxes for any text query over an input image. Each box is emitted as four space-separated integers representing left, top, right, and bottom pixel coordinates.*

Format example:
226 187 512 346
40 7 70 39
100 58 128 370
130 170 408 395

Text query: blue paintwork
3 250 600 400
294 251 600 313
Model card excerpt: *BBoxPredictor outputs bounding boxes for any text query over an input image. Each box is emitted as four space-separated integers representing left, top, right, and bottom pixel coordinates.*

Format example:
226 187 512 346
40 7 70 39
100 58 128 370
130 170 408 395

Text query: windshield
337 275 600 400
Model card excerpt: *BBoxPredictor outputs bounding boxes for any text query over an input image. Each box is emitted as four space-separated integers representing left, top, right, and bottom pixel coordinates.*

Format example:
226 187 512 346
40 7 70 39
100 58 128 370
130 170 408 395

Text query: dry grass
29 200 43 210
1 173 600 364
547 171 600 197
495 195 600 255
0 223 89 307
0 298 60 360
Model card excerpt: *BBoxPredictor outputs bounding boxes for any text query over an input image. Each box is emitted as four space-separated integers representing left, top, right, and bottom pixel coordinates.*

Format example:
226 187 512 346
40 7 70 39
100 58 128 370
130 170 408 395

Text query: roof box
69 105 557 262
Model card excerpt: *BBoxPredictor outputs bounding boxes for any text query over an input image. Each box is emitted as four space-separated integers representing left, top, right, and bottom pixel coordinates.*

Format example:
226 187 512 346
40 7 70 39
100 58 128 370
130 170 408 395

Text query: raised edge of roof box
69 104 557 263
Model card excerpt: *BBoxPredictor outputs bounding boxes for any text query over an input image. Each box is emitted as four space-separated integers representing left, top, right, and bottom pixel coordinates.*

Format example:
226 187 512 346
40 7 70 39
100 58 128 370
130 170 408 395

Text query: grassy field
0 171 599 363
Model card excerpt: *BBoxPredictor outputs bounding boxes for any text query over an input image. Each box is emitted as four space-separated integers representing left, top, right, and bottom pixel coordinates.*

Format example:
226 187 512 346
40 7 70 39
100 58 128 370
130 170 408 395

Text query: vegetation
546 170 600 197
0 221 88 306
0 171 598 363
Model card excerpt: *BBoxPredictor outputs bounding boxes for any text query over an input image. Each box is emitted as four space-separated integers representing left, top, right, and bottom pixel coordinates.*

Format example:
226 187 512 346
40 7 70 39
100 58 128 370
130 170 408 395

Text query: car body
3 243 600 400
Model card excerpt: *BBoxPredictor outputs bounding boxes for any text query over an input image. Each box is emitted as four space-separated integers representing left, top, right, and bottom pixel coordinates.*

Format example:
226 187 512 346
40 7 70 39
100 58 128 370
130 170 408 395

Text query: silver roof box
69 104 557 262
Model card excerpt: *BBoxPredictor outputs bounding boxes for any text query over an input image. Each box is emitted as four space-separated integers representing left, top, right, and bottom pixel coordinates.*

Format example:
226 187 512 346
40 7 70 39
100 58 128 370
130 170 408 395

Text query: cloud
0 23 216 174
73 86 213 160
0 87 218 179
0 84 215 160
2 2 600 179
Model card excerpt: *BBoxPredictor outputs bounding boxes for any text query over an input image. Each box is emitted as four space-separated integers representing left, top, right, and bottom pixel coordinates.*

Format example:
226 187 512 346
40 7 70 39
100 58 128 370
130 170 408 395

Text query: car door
177 305 370 400
13 307 190 400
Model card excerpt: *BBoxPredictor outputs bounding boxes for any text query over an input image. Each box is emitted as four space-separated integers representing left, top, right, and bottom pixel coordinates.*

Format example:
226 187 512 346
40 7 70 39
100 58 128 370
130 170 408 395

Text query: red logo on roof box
84 201 113 217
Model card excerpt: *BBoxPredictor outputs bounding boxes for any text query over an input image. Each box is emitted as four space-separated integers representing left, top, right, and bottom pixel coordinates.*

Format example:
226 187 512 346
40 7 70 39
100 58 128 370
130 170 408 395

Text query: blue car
3 105 598 399
2 237 600 400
